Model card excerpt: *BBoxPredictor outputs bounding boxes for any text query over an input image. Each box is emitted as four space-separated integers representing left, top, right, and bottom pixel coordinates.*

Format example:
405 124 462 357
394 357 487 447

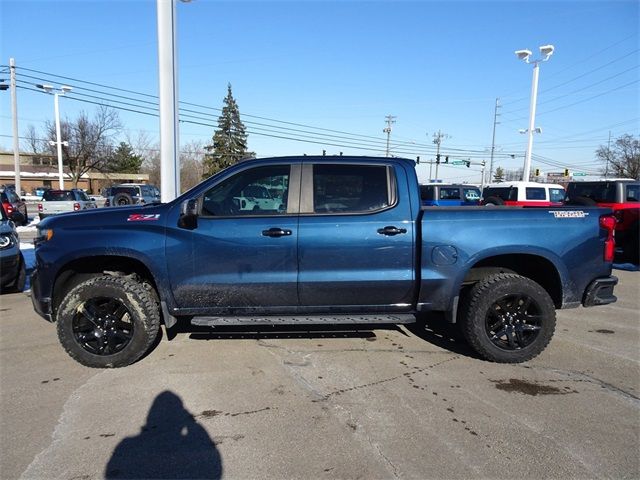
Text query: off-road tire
56 275 160 368
483 196 504 206
458 273 556 363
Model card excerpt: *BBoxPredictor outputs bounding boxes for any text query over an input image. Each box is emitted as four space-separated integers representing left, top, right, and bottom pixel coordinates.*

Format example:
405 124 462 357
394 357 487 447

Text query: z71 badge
127 214 161 222
548 210 589 218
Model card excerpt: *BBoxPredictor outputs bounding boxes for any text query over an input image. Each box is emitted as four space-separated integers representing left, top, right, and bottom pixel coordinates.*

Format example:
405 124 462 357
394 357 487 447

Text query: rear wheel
483 196 504 206
459 273 556 363
56 275 160 368
113 193 133 206
565 196 596 206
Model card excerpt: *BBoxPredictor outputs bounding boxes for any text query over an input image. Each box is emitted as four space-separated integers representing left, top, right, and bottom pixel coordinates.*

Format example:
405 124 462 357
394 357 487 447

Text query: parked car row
38 189 98 220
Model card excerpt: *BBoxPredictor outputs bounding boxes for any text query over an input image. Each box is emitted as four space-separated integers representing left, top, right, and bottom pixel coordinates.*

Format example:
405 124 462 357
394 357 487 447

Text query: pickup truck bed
30 156 618 368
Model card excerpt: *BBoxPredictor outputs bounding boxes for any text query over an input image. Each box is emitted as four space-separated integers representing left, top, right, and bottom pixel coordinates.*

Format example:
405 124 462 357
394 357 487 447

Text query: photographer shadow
105 390 222 479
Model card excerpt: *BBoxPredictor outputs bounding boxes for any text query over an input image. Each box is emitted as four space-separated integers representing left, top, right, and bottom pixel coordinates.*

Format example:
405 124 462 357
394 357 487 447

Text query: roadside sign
451 161 465 165
573 172 587 176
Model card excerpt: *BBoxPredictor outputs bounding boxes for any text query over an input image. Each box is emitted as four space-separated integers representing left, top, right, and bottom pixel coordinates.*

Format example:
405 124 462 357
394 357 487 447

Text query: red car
565 179 639 264
0 186 28 226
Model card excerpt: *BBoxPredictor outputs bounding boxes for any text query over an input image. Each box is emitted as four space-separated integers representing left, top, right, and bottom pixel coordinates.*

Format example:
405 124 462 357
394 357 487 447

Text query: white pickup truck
38 189 98 219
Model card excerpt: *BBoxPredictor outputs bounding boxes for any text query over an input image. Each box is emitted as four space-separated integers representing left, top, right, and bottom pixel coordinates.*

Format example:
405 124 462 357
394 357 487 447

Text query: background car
0 186 28 226
32 186 52 198
38 189 98 219
0 204 26 293
565 179 639 264
105 184 160 207
420 184 481 206
482 182 565 207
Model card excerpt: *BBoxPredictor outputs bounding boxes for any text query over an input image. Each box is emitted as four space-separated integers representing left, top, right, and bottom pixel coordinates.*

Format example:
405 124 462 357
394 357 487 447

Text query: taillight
3 202 13 214
105 199 110 207
600 215 616 262
38 203 43 212
73 202 81 211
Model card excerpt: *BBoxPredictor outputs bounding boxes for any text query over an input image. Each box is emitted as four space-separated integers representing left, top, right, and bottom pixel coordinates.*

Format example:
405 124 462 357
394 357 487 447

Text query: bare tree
45 106 122 187
596 134 640 180
180 140 206 192
23 124 46 154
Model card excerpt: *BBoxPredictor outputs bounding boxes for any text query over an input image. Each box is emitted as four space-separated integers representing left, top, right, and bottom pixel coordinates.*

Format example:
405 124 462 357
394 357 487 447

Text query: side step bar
191 314 416 327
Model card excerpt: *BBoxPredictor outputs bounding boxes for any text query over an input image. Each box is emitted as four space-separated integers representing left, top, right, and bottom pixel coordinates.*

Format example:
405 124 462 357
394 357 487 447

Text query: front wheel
56 276 160 368
459 273 556 363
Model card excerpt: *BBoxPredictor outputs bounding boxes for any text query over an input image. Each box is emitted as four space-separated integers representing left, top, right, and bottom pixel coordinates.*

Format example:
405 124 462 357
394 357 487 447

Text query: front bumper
583 276 618 307
30 267 53 322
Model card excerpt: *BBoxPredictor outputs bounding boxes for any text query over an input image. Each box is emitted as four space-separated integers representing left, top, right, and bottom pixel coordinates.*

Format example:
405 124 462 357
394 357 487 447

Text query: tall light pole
37 84 72 189
515 44 554 181
383 115 396 157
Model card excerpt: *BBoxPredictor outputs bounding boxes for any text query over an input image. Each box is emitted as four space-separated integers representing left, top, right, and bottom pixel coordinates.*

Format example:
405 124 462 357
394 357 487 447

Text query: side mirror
178 198 199 230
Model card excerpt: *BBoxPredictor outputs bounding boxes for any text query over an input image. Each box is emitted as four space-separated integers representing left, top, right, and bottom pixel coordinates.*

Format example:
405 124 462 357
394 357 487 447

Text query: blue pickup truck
31 156 618 368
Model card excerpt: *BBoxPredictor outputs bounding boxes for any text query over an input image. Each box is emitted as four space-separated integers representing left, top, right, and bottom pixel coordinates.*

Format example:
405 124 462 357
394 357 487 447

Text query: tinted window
43 190 75 201
567 182 616 203
202 165 289 216
419 185 435 201
439 187 461 200
625 184 639 202
313 164 390 214
525 187 546 200
483 187 514 201
76 190 90 201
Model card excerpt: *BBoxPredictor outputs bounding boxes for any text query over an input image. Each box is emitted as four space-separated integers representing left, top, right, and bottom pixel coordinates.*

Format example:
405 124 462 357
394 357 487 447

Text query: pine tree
493 166 505 183
109 142 143 174
202 84 253 178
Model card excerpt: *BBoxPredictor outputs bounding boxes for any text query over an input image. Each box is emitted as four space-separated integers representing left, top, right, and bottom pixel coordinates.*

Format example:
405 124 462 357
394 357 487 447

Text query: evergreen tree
202 84 253 178
109 142 143 174
493 166 505 183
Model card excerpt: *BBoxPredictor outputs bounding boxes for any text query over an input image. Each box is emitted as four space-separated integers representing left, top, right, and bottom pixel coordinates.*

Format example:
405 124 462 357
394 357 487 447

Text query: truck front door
169 164 300 314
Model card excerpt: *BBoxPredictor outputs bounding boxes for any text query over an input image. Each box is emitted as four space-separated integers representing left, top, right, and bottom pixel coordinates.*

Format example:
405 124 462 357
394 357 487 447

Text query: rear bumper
583 276 618 307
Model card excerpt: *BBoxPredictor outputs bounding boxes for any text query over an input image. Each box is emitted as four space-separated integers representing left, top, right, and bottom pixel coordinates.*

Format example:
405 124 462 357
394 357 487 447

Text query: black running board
191 314 416 327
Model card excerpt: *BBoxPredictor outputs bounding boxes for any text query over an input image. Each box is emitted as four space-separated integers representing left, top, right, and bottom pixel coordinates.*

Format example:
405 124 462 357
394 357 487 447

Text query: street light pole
515 45 554 182
37 84 71 189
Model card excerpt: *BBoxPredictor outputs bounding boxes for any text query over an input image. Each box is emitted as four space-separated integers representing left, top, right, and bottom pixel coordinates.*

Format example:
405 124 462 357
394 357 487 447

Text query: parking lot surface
1 270 638 479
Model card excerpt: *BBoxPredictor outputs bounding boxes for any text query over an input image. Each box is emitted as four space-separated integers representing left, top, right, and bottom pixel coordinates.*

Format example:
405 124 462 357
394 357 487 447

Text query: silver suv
105 184 161 207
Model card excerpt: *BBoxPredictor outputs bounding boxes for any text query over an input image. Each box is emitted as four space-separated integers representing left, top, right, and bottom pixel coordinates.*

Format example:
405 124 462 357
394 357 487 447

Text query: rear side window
525 188 546 200
419 185 434 201
43 190 74 201
313 164 391 214
463 187 481 200
567 182 616 203
483 187 515 201
439 187 461 200
625 184 639 202
112 187 139 197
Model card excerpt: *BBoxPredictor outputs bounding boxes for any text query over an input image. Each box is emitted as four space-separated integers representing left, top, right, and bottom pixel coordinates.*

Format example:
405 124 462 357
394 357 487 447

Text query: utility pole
604 130 611 178
10 58 20 195
433 130 450 182
383 115 396 157
488 97 500 184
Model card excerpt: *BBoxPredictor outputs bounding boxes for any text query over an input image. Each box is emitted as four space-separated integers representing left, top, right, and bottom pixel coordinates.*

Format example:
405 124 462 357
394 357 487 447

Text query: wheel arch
460 253 564 309
51 255 169 323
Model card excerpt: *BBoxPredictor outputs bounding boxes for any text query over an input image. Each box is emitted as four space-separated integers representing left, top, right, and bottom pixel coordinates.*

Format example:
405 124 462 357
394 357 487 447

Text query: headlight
0 233 15 249
35 228 54 246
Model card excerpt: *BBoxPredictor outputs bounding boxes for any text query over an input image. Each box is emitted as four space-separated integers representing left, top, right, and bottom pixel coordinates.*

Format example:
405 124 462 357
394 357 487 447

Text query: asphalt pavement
0 270 638 480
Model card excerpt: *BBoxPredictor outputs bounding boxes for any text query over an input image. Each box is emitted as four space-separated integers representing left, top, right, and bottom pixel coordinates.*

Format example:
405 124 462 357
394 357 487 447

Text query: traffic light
535 168 540 176
416 156 420 164
465 160 471 168
445 156 449 163
322 149 326 156
563 168 569 177
436 154 441 164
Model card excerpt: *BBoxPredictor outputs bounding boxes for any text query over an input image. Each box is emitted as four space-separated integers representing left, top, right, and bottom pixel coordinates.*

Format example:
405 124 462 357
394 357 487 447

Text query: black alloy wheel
72 297 134 355
484 293 542 350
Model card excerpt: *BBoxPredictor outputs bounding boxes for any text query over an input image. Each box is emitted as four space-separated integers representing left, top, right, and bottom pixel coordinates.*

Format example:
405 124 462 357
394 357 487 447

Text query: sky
1 0 638 185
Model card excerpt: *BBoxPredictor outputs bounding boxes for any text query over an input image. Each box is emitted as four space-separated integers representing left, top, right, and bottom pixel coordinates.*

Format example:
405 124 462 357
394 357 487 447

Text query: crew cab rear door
297 161 415 309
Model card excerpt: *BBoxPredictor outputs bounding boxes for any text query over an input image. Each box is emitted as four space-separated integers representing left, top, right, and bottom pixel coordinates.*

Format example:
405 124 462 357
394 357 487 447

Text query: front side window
525 187 546 200
625 184 639 202
313 164 391 214
439 187 461 200
549 188 565 203
76 190 90 201
201 165 290 216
